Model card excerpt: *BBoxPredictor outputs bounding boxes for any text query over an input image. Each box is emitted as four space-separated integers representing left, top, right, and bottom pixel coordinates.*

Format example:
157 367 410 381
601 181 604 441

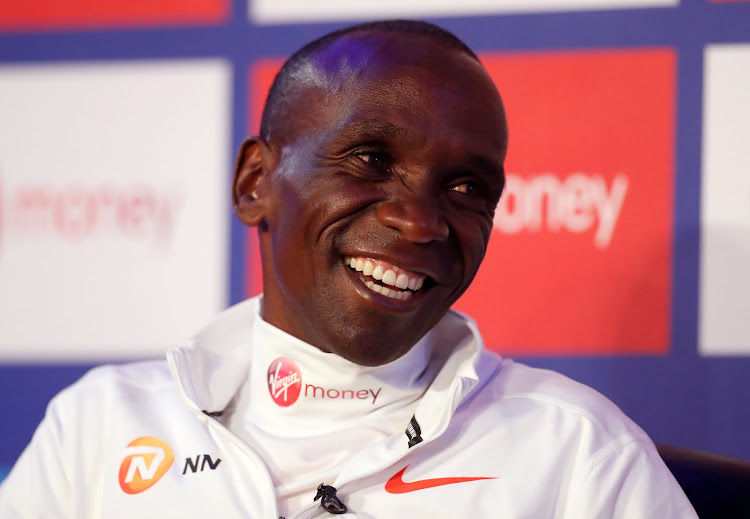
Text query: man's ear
232 137 275 227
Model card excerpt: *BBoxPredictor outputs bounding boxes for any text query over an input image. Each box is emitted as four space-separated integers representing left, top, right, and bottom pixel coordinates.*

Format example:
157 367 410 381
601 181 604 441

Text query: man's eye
354 151 388 168
451 182 482 196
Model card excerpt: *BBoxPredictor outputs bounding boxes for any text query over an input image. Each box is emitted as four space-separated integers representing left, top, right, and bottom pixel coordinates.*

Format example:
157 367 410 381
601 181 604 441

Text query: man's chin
329 341 415 367
320 314 443 367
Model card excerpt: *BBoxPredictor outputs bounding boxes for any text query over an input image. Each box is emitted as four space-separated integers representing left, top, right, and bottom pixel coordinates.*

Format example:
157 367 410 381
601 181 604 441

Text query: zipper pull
405 415 423 448
313 483 348 514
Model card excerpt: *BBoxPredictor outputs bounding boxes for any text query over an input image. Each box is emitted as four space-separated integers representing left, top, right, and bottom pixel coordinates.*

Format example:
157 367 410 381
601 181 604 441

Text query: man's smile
344 256 428 301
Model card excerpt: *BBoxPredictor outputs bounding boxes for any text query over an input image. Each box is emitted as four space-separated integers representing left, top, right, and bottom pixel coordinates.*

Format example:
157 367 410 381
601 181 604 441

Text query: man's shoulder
77 359 172 389
49 359 175 413
474 357 649 442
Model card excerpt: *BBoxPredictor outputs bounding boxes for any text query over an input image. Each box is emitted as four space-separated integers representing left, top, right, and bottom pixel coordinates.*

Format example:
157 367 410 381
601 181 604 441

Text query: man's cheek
464 220 493 259
465 241 490 279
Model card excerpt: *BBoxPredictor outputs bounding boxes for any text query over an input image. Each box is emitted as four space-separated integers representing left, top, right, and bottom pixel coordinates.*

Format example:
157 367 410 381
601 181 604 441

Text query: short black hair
259 20 480 141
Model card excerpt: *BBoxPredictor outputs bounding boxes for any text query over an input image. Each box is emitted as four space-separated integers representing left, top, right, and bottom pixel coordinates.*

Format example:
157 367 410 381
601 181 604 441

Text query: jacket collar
167 297 259 415
167 296 499 432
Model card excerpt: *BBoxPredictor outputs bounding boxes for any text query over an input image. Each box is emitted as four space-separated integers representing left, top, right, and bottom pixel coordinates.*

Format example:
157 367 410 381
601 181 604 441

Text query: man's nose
376 193 450 243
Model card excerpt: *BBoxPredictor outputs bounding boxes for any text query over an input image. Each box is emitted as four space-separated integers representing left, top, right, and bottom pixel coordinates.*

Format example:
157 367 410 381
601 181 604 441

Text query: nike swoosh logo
385 465 497 494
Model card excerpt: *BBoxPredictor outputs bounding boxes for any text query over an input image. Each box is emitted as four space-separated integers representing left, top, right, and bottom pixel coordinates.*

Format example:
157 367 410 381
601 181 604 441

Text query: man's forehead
280 33 454 139
333 120 408 141
312 33 386 81
302 30 455 89
276 30 505 157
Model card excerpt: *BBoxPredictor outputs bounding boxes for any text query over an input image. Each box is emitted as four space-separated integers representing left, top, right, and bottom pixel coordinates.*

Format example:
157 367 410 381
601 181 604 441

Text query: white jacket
0 298 697 518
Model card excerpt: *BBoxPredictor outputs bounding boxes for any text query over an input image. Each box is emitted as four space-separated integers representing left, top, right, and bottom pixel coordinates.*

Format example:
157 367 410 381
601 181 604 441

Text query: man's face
250 32 507 366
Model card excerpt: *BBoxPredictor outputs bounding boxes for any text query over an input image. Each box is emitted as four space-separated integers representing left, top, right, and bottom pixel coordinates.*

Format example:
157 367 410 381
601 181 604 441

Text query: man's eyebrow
335 120 407 142
465 154 505 179
461 154 506 194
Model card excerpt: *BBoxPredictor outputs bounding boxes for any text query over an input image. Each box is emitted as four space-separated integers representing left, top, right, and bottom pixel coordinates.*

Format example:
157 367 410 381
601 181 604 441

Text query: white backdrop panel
700 44 750 356
250 0 678 24
0 60 231 362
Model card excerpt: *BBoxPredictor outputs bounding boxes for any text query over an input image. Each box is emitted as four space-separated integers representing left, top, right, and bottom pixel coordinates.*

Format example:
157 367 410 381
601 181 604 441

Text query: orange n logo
118 437 174 494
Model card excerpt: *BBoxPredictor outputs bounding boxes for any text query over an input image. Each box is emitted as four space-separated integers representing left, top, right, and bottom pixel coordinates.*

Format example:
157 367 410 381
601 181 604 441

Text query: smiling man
0 20 696 518
235 22 506 368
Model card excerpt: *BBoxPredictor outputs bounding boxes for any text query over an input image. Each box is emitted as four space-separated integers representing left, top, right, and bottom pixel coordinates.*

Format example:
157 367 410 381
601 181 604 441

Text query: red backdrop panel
457 49 676 355
0 0 228 30
247 49 676 356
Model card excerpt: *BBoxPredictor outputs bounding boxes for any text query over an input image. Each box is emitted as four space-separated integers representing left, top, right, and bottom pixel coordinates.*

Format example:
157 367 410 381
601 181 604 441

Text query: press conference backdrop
1 0 749 482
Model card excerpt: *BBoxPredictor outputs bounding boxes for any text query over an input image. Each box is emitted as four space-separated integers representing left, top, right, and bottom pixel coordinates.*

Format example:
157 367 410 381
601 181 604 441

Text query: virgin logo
267 357 302 407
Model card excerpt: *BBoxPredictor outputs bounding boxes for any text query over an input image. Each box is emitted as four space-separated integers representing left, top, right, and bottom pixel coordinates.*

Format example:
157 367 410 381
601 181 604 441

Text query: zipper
170 353 281 518
286 378 464 519
202 414 280 515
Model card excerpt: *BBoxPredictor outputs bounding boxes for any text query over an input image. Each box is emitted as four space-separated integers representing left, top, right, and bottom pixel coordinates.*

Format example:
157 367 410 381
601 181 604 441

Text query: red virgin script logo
266 357 383 406
267 357 302 407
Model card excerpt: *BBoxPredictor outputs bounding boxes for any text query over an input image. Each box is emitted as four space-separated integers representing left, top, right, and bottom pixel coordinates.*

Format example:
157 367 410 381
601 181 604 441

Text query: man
0 20 696 518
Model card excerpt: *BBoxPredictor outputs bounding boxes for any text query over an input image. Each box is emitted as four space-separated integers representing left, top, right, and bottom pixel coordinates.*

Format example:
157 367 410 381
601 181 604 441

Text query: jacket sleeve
563 438 697 519
0 396 73 518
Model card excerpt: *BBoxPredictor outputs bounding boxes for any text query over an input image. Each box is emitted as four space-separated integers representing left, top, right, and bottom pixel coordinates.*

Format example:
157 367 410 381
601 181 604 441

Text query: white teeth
364 281 412 300
381 270 397 286
345 256 427 296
